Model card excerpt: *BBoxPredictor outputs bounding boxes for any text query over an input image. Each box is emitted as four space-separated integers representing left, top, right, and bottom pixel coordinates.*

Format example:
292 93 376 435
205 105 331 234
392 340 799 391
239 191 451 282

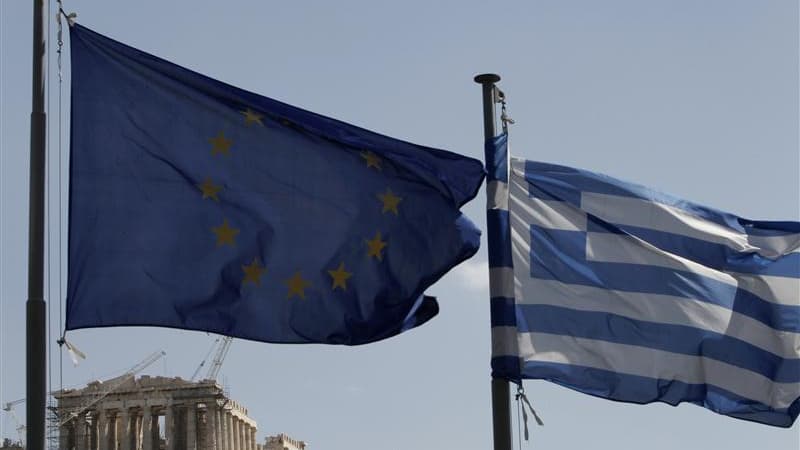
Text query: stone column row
62 403 258 450
201 406 256 450
60 407 162 450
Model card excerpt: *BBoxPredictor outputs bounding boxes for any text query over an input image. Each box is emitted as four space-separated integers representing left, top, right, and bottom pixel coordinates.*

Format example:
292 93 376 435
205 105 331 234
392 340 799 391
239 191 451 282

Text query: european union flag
66 24 484 345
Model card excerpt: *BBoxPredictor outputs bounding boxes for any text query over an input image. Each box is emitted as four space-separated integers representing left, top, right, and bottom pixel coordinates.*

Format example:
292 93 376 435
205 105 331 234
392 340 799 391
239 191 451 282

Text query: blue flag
487 135 800 427
66 24 484 345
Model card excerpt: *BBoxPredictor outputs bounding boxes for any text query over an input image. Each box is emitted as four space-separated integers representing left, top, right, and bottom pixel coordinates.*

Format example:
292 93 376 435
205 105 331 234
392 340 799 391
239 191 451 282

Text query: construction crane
2 399 26 444
190 336 233 382
58 349 166 426
189 336 220 381
3 350 166 447
206 336 233 381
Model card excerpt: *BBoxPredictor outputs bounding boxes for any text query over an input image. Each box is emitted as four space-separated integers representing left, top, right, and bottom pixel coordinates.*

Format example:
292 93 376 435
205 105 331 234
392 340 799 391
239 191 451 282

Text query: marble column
186 404 197 450
231 418 237 450
225 413 234 450
215 409 223 450
153 409 166 450
234 419 241 450
213 411 219 450
245 424 250 450
239 419 246 450
141 408 152 450
119 409 131 450
109 413 118 450
242 419 248 450
58 422 70 450
230 420 235 450
75 413 89 450
165 406 177 450
133 413 142 450
152 412 161 450
211 409 218 450
97 409 109 450
91 412 100 450
205 404 217 450
249 428 256 450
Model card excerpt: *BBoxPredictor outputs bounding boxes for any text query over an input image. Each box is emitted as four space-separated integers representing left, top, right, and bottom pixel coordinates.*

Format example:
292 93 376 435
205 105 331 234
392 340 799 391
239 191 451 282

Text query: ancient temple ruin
54 376 258 450
263 435 305 450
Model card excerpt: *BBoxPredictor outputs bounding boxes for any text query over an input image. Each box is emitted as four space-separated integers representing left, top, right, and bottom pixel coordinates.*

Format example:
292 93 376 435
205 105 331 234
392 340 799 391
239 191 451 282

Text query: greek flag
488 135 800 427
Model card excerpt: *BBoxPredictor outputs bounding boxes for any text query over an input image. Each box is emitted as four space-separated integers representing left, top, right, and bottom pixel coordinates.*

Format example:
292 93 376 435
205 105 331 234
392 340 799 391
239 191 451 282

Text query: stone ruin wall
54 376 258 450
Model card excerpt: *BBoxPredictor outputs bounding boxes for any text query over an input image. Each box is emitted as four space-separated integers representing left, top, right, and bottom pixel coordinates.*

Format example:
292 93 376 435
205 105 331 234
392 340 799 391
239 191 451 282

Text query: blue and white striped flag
488 136 800 427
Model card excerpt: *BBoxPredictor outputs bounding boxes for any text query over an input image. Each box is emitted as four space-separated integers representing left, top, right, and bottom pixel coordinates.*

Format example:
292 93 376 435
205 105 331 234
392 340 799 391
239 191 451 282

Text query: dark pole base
26 298 46 450
491 378 512 450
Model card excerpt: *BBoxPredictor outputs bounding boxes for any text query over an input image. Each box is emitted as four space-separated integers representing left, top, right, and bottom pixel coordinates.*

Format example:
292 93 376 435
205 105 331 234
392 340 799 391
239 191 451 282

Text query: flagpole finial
474 73 501 84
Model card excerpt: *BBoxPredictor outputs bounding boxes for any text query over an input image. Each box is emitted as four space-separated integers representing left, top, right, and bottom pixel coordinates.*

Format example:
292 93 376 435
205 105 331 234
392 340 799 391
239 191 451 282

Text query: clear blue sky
2 1 798 449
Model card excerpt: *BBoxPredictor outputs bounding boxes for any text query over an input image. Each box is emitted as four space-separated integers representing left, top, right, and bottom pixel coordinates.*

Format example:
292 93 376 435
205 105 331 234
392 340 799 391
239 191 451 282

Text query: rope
47 2 64 445
56 0 66 401
55 0 87 376
515 390 523 450
46 0 53 432
515 384 544 446
496 88 514 134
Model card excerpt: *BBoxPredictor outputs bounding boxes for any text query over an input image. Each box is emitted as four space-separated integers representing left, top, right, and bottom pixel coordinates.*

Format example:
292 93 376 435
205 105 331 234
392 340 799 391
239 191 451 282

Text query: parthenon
54 376 258 450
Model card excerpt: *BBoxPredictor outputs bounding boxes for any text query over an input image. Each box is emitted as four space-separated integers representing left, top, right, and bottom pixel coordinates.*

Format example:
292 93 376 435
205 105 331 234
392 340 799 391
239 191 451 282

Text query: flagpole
27 1 48 449
474 73 513 450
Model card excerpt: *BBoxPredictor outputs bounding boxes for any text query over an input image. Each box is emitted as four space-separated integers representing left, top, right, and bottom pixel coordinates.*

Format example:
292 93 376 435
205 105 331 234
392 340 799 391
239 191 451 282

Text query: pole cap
474 73 501 84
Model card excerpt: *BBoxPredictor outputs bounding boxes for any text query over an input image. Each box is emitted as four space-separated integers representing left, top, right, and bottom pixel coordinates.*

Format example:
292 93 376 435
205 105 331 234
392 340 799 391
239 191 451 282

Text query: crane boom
2 399 26 411
2 351 166 444
127 350 165 375
205 336 233 381
190 336 222 381
2 401 26 444
4 397 45 444
59 350 165 426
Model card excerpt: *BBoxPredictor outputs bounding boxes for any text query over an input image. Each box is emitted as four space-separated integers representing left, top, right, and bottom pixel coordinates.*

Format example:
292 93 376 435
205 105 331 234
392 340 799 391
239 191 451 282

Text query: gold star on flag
360 151 382 170
241 108 264 126
241 258 266 285
209 132 232 156
285 272 311 299
365 232 387 261
327 262 353 291
212 219 239 247
377 188 402 215
197 178 222 202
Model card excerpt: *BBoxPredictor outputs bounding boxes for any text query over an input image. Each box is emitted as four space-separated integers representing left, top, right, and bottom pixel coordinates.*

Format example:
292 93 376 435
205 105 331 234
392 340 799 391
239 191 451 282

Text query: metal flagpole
27 1 48 450
474 73 513 450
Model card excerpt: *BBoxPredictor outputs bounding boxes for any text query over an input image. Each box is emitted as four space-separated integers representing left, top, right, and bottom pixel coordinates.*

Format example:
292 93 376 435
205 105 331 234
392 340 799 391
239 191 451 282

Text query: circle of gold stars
200 111 409 299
